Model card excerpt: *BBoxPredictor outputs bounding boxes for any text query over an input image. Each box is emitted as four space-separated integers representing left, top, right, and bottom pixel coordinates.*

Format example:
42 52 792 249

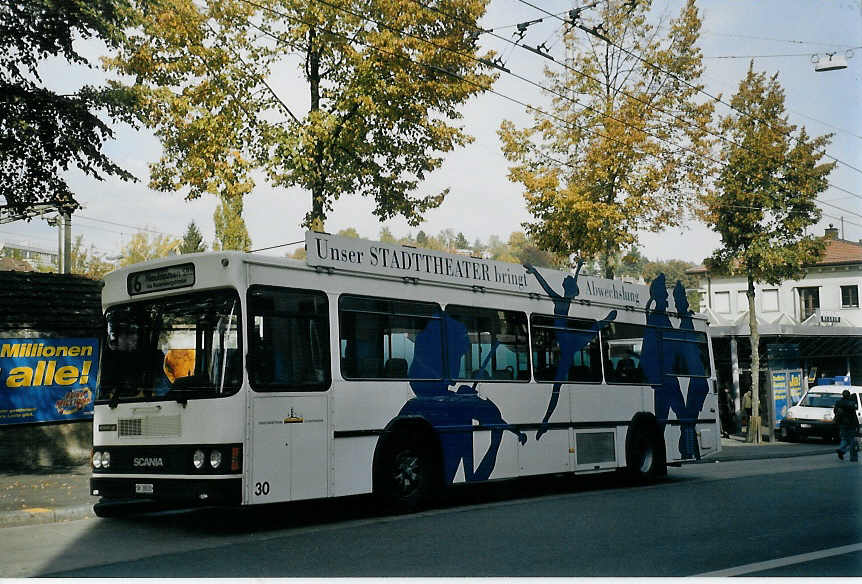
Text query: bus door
250 394 329 502
246 286 332 504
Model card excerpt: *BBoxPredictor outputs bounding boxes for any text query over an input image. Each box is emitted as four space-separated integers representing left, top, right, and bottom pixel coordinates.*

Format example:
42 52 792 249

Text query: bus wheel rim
392 451 420 497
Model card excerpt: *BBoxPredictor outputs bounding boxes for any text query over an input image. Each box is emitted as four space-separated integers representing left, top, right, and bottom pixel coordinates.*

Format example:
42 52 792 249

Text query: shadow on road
93 468 686 535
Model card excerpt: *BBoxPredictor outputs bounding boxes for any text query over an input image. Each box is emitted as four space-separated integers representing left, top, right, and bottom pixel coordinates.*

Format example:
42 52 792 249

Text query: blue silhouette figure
642 275 687 448
524 262 617 440
399 312 527 484
673 282 708 460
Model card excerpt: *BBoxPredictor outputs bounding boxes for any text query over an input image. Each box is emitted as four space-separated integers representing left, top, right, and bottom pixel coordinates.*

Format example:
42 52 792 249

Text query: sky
3 0 862 265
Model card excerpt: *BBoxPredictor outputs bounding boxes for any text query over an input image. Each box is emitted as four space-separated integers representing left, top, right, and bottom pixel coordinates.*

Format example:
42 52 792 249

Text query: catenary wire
236 0 862 224
515 0 862 180
396 0 862 217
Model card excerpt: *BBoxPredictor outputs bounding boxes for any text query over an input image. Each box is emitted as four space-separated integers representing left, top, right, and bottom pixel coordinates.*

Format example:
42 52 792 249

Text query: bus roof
103 232 699 318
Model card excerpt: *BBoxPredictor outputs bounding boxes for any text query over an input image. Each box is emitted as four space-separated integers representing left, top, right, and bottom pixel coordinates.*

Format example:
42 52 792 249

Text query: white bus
91 232 719 514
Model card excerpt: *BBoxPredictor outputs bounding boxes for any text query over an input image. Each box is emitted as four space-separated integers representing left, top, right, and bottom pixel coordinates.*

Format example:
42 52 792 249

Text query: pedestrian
833 389 859 461
742 390 752 431
718 386 733 438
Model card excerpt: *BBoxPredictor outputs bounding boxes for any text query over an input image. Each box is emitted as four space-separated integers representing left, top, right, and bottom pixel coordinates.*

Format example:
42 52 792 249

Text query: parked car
779 385 862 442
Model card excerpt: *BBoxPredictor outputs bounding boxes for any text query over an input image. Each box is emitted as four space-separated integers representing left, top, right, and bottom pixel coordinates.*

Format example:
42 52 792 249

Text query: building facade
0 241 58 268
687 229 862 435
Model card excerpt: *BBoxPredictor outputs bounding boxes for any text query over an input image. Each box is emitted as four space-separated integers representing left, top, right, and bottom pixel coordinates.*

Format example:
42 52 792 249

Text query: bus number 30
254 481 270 496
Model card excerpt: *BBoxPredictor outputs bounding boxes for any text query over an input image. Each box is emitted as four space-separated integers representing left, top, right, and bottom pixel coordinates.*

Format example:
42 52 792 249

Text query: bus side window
530 314 603 383
339 295 442 380
663 329 711 377
247 286 331 391
602 322 647 384
445 305 530 382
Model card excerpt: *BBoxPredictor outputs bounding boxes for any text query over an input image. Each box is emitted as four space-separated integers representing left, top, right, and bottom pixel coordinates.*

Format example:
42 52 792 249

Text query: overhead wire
399 0 862 218
254 0 735 186
515 0 862 181
697 30 858 49
235 0 862 235
76 215 181 238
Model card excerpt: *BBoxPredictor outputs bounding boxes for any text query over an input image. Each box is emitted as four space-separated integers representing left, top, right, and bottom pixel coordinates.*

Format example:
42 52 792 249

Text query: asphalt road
1 454 859 577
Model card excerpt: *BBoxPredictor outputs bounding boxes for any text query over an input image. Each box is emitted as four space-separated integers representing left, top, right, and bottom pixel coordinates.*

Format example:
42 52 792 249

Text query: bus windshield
99 289 242 404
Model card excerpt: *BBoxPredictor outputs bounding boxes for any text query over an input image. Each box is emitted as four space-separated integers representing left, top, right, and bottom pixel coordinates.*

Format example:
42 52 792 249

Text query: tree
287 246 306 260
499 0 715 277
70 235 115 279
699 64 834 443
180 221 207 253
507 231 565 269
1 0 138 214
337 227 360 239
119 231 182 266
642 258 699 311
213 193 252 251
618 247 647 279
486 234 516 263
379 226 397 243
454 232 469 250
108 0 497 231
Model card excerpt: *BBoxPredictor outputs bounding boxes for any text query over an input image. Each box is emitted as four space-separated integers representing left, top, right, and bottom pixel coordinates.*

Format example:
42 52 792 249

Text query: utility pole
57 209 72 274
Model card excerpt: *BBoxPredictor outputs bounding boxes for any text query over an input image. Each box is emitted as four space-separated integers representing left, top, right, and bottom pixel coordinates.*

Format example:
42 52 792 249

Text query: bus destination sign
127 263 195 296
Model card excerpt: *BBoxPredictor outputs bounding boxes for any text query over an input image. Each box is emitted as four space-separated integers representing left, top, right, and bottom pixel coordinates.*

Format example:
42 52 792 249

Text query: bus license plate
801 424 812 429
135 483 154 494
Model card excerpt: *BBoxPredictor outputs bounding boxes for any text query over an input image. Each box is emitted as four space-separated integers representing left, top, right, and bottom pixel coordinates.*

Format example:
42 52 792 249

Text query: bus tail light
231 446 241 472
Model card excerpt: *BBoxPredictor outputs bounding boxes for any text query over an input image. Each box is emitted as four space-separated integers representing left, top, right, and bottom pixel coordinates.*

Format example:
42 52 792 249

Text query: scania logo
133 457 165 468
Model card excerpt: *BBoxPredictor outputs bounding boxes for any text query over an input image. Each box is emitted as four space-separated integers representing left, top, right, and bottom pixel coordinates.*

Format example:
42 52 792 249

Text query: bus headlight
193 449 205 469
210 450 222 469
101 451 111 469
93 451 102 469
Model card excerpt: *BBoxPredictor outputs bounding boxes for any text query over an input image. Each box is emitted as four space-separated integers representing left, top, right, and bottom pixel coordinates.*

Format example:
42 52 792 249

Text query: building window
842 285 859 309
798 287 820 322
714 291 730 313
762 289 779 312
737 290 748 312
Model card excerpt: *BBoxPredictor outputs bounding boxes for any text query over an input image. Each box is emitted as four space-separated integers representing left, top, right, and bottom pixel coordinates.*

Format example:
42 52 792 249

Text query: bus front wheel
375 436 435 513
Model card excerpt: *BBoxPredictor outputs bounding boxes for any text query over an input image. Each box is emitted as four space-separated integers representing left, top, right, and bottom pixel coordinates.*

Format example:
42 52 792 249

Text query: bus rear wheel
375 436 435 513
626 422 666 482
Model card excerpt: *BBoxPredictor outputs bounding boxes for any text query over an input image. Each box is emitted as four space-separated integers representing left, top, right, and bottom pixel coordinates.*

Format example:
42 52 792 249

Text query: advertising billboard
0 338 99 425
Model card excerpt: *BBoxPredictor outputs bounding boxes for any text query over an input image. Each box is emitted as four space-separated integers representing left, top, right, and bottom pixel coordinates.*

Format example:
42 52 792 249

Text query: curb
0 504 94 528
715 447 834 463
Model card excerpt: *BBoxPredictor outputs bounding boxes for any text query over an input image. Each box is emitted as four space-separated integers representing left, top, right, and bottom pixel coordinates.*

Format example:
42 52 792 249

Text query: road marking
20 508 51 514
696 542 862 576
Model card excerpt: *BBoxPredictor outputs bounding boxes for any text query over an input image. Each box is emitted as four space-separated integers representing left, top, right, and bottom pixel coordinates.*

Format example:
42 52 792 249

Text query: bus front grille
118 416 182 437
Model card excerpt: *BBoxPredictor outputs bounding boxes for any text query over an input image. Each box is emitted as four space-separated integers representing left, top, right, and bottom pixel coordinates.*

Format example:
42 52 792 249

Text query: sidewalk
714 433 836 462
0 436 839 529
0 463 94 527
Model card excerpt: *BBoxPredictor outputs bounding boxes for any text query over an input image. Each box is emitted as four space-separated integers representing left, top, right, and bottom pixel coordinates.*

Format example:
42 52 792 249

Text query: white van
779 385 862 442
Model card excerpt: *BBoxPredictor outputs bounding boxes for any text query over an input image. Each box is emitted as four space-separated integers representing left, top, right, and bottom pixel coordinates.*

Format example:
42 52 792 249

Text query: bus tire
626 420 666 482
374 434 437 513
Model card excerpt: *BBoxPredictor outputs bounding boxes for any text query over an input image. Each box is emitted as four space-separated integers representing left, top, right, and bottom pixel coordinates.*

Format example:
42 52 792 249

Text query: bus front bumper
91 476 242 505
